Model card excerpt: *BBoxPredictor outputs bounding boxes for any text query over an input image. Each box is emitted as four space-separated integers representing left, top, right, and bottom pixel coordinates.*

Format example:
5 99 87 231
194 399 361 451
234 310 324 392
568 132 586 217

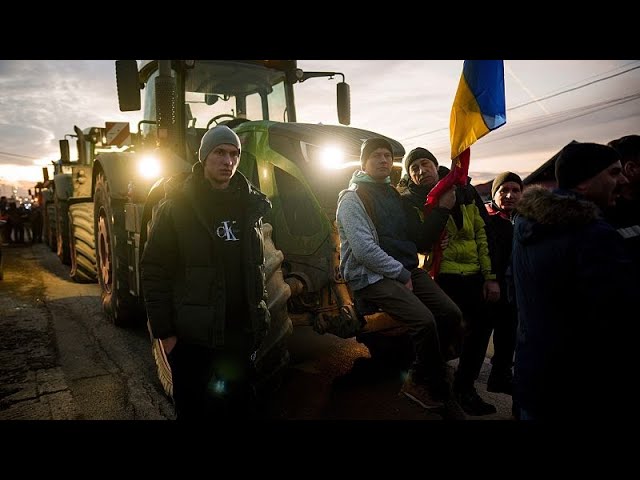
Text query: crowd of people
11 124 632 421
140 126 639 420
0 196 43 246
336 134 638 420
1 195 43 281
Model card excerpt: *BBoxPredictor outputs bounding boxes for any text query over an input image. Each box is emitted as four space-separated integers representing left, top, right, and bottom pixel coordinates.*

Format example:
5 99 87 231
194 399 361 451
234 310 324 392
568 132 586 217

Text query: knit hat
360 137 393 168
491 171 523 198
198 125 241 163
608 134 640 165
555 142 620 189
403 147 438 173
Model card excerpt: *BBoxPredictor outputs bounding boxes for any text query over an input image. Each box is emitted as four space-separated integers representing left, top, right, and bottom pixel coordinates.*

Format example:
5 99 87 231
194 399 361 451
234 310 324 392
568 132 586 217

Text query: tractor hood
266 122 405 167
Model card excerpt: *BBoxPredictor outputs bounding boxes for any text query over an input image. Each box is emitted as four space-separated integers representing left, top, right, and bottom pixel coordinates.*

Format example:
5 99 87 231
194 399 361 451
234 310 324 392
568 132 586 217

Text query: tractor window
267 82 287 123
184 61 288 127
245 92 262 121
274 166 321 237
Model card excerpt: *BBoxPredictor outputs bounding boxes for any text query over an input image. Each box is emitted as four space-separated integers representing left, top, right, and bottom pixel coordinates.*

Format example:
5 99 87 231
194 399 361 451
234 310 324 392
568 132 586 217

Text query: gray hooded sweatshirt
336 171 412 291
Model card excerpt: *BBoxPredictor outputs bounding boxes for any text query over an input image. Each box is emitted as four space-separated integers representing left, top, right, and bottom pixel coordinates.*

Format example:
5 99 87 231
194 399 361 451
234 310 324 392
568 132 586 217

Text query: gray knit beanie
198 125 241 163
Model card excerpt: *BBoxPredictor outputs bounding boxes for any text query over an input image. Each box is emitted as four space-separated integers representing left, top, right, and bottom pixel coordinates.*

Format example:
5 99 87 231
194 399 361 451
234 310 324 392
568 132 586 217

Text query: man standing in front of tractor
141 125 273 421
336 137 463 413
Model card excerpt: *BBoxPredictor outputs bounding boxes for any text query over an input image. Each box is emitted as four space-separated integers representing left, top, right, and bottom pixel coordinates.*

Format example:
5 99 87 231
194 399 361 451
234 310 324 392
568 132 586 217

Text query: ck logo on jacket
216 220 239 241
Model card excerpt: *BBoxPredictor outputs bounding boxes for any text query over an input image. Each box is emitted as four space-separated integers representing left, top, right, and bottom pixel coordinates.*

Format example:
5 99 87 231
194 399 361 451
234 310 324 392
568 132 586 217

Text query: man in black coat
484 172 523 395
512 142 637 421
605 134 640 268
141 125 272 420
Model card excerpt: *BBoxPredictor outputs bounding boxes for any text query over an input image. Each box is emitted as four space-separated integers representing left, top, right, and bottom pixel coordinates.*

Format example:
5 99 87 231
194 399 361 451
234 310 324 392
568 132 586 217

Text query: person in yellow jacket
400 152 500 416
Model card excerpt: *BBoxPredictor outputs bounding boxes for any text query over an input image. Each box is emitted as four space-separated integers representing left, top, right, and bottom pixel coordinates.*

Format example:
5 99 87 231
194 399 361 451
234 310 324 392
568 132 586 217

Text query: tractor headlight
319 147 346 169
137 154 162 179
299 141 359 170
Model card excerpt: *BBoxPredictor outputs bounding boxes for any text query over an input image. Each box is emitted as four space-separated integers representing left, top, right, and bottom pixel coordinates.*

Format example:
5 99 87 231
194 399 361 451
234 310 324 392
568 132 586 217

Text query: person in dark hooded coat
512 142 637 421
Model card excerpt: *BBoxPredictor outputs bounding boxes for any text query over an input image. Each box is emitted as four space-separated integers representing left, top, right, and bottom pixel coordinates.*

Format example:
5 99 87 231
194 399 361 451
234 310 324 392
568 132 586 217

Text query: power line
480 92 640 145
400 63 640 142
413 92 640 155
508 64 640 111
0 150 40 160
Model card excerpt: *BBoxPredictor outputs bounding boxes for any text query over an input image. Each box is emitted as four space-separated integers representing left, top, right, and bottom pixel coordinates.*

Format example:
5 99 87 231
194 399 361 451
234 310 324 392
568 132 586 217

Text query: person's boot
487 367 513 395
399 370 446 410
454 386 497 416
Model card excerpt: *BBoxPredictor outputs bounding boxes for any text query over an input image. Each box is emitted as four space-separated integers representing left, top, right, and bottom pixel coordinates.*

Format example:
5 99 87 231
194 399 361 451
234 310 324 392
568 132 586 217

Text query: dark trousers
488 299 517 372
167 339 261 421
355 268 462 385
436 272 493 392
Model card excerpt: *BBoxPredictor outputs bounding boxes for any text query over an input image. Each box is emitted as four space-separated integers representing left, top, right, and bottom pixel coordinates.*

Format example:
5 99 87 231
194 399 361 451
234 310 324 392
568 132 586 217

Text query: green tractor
50 140 75 265
95 60 407 397
49 130 102 282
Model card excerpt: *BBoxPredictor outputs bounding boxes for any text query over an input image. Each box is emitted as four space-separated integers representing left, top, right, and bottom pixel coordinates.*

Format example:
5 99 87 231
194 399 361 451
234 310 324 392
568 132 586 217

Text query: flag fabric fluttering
424 60 506 277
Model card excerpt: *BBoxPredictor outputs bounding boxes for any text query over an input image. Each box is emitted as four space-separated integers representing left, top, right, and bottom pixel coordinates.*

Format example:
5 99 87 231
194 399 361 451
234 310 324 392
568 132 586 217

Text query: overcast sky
1 60 638 194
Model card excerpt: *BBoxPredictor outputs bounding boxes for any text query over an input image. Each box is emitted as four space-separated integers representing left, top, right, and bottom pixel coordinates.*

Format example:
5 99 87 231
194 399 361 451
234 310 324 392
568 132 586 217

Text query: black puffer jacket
512 186 637 419
141 163 271 352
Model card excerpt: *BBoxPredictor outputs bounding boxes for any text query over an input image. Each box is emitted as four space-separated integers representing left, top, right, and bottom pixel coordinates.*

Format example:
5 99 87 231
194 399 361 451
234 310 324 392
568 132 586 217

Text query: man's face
493 181 522 213
363 147 393 181
582 161 629 208
203 144 240 188
409 158 438 190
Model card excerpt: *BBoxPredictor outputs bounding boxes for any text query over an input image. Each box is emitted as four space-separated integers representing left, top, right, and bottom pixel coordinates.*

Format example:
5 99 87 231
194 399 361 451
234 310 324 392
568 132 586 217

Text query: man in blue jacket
512 142 637 420
336 138 463 412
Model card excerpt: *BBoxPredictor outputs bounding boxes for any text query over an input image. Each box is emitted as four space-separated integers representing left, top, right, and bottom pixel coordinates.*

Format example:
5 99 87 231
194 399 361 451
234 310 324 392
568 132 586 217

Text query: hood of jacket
514 186 601 245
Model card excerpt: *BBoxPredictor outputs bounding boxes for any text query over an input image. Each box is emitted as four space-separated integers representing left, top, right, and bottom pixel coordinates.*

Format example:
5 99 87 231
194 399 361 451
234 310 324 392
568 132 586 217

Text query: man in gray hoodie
336 137 463 410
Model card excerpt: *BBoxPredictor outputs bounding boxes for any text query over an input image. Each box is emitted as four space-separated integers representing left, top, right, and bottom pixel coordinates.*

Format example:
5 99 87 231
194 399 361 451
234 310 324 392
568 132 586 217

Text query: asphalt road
0 242 513 421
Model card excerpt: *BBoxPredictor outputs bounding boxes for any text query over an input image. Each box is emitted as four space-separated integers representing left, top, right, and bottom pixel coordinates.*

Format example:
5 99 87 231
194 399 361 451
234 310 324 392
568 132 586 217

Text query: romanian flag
425 60 506 277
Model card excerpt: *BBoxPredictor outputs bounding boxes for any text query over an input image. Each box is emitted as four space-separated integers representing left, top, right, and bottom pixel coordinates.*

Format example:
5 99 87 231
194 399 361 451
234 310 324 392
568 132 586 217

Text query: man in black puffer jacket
141 125 272 421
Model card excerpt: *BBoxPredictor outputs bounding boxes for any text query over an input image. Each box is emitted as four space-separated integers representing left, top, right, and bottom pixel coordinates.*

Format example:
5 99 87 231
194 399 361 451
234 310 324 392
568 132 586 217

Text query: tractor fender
92 152 139 201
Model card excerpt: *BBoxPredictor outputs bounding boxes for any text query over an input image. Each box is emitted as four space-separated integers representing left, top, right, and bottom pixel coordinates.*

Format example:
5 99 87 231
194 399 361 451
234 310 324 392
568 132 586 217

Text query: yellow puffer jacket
439 201 496 281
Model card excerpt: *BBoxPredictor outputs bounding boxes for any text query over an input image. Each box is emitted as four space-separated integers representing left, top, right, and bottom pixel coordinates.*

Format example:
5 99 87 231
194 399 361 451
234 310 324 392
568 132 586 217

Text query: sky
1 59 638 196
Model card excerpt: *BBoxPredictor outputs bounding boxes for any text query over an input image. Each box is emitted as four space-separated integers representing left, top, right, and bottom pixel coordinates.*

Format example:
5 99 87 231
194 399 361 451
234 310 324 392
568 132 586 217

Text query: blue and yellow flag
425 60 506 278
450 60 506 160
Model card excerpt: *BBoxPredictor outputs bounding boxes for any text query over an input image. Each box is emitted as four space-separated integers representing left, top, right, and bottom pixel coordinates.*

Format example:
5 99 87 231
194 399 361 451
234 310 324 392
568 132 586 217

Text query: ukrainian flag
450 60 506 160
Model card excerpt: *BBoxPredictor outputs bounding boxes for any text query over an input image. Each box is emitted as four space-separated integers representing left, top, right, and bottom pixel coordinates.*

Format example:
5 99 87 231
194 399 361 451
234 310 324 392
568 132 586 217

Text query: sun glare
0 164 44 184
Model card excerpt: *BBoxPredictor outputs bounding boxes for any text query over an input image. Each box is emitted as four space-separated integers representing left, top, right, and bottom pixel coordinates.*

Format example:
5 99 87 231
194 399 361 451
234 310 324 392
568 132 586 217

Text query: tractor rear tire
69 201 97 283
55 198 71 265
46 204 57 251
94 172 139 327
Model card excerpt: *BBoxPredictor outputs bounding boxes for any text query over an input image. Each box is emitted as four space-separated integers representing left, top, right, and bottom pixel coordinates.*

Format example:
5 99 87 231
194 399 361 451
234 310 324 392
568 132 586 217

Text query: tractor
93 60 408 397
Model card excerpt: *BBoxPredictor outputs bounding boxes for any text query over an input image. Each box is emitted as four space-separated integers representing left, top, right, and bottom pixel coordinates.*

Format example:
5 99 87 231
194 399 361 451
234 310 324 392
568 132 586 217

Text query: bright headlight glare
138 155 162 179
320 147 346 169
